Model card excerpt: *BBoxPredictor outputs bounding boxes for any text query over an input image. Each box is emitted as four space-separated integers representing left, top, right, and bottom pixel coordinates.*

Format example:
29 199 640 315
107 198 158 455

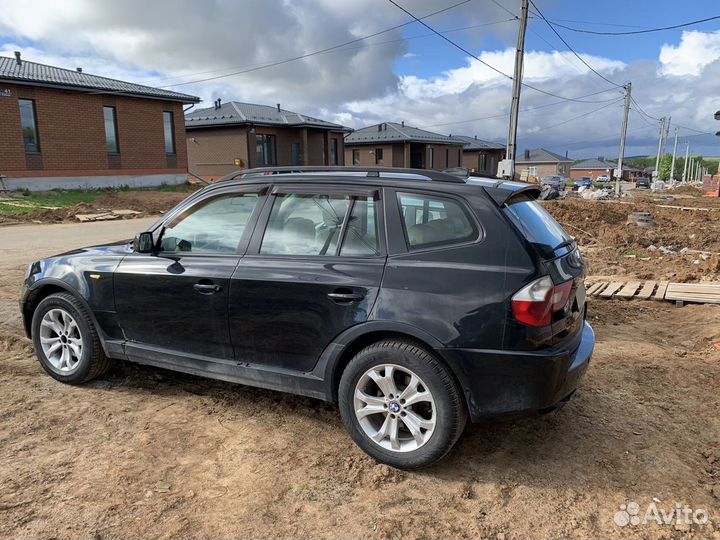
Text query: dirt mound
544 198 720 282
0 188 196 225
667 184 705 196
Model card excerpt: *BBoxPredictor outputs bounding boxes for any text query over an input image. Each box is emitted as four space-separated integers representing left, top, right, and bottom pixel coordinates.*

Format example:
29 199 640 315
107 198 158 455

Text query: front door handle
327 291 365 303
194 282 221 294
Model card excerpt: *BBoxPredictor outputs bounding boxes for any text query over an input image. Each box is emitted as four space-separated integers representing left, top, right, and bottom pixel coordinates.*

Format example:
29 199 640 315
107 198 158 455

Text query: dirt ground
1 192 719 539
0 187 198 225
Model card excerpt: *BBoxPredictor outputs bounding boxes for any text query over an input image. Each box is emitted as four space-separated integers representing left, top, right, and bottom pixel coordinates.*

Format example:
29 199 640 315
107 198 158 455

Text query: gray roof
571 158 617 170
0 55 199 103
185 101 350 131
449 135 505 151
344 122 461 145
516 148 573 164
572 158 643 172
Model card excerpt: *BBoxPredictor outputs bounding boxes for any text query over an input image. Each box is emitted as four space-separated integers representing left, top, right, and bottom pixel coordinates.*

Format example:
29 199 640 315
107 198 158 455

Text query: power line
386 0 619 103
419 88 622 129
146 16 517 86
547 14 720 36
523 98 623 134
529 0 624 88
159 0 474 88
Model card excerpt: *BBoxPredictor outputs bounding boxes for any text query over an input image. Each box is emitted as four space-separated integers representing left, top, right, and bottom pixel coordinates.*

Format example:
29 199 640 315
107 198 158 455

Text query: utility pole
499 0 529 179
615 82 632 195
682 142 689 182
669 127 679 183
653 117 666 180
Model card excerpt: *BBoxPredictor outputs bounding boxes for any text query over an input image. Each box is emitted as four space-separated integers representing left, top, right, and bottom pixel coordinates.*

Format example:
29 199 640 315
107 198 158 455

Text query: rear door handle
194 282 221 294
327 291 365 303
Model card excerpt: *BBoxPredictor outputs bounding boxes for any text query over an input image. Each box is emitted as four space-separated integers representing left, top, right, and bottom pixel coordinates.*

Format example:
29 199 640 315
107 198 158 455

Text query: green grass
0 182 196 217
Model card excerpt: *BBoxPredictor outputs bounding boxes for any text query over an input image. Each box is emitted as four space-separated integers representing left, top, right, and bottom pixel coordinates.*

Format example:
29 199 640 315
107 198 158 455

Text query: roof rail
230 166 468 183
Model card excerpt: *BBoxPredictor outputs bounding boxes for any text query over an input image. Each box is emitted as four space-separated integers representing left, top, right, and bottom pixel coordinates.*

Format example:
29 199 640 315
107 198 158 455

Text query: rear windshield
502 193 572 257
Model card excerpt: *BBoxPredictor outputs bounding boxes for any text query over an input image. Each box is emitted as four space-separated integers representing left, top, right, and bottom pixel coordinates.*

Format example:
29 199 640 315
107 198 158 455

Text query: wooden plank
600 281 624 298
586 282 606 296
654 281 669 301
664 293 720 304
665 283 720 291
616 281 642 299
636 281 657 300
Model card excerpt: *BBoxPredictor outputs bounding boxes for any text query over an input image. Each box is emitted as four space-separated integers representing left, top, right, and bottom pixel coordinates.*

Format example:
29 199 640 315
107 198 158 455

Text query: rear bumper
439 321 594 422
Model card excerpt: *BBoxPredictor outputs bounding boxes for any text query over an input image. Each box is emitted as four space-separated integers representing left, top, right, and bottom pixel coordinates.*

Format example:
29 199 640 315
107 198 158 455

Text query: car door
229 184 386 372
114 185 267 360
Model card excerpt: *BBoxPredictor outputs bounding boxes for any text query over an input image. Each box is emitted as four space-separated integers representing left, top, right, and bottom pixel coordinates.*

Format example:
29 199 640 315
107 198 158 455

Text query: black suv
20 167 594 469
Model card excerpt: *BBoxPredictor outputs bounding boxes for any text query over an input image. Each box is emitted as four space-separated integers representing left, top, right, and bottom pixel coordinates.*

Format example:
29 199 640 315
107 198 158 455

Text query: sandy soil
1 208 719 539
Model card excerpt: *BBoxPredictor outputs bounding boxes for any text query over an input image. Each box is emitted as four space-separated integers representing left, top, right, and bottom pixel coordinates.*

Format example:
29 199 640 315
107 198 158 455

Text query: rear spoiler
466 177 542 206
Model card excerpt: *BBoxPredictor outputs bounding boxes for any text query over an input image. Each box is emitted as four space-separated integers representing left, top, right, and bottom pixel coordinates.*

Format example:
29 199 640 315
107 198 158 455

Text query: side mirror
135 232 155 253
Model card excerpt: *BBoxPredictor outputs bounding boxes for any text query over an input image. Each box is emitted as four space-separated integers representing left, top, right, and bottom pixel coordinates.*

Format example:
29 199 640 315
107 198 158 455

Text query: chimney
76 67 82 73
565 150 568 158
217 98 221 108
377 124 382 132
401 120 404 127
14 51 21 66
474 135 477 140
276 103 281 112
524 149 530 160
597 155 604 161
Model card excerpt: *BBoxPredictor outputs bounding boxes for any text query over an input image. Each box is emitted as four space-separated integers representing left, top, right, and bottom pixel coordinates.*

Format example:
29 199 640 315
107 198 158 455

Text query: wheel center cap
389 401 401 414
60 335 68 343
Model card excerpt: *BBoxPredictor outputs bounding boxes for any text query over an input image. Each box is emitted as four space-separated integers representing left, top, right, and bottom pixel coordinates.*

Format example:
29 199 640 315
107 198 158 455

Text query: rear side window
502 193 572 257
397 192 477 250
260 193 380 257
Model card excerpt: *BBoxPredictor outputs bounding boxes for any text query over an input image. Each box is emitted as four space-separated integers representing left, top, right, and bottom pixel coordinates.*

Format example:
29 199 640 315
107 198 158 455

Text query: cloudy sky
1 0 719 159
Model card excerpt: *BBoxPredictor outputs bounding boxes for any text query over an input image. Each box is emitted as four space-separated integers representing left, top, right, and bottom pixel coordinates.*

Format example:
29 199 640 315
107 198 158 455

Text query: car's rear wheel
339 340 466 469
31 292 111 384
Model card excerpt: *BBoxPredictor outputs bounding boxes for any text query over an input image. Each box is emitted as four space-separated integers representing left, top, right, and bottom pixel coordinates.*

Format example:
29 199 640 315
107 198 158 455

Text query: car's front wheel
31 292 111 384
339 340 466 469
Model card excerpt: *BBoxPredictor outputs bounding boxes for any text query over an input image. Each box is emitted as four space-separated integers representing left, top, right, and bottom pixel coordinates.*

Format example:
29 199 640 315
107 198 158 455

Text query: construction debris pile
544 187 720 283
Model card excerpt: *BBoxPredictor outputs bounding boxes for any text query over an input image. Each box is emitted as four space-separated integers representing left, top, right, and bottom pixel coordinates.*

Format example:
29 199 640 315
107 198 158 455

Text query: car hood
50 239 133 259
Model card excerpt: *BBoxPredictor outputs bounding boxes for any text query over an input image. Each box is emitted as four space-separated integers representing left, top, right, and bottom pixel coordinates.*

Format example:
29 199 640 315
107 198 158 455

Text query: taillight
512 276 573 327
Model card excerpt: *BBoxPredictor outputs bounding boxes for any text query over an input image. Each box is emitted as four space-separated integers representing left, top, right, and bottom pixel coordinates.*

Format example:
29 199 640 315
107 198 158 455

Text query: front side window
19 99 39 153
104 106 119 153
163 111 176 154
256 134 277 166
159 193 259 254
398 192 477 250
260 193 380 257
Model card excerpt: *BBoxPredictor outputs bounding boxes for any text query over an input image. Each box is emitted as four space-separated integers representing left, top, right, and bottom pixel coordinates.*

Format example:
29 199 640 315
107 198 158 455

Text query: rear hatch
502 192 587 347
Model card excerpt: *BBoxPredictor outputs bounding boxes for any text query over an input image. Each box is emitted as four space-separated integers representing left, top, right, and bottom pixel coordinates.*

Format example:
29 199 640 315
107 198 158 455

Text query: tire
31 292 112 384
338 340 466 469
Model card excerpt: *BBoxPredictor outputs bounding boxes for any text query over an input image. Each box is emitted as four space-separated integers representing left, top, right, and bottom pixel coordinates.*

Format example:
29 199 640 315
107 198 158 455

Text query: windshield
502 193 573 258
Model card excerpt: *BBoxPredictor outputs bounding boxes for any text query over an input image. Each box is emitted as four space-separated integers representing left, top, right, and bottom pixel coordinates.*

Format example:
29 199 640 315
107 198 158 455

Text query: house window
256 134 277 166
291 142 301 166
479 154 487 171
352 149 360 165
103 106 119 154
163 111 176 154
528 166 538 177
458 148 462 166
375 148 384 165
330 138 338 165
445 148 449 167
19 99 39 153
429 147 434 169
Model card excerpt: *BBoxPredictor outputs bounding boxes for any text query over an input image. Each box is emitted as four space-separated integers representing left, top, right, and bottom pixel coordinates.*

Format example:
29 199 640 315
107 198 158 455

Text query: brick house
343 122 464 170
185 101 350 180
449 135 505 176
570 158 651 181
0 52 199 190
515 148 572 182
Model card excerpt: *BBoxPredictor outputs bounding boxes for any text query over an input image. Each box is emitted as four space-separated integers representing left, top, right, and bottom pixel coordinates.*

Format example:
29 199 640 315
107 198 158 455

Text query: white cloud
1 1 719 157
659 30 720 76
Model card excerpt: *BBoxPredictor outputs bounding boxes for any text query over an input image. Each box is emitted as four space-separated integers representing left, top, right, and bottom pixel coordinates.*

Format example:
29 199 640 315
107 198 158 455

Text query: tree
658 153 672 180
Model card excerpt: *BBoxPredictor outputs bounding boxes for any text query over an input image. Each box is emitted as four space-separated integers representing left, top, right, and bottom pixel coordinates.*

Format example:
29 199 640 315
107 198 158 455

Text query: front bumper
439 321 594 422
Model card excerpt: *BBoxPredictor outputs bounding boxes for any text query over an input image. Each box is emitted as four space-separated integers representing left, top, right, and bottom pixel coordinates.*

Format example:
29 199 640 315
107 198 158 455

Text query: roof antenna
14 51 22 66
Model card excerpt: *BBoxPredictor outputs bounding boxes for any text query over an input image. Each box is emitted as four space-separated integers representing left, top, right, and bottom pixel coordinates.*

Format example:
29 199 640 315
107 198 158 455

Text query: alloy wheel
39 308 83 372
